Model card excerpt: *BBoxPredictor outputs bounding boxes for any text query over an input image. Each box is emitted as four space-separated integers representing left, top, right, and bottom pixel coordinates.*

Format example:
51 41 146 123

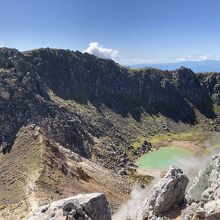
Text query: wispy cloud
176 54 215 62
119 58 158 65
0 42 4 48
84 42 119 61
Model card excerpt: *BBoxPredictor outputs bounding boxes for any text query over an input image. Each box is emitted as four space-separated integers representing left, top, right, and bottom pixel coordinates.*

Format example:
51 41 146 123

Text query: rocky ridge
0 125 128 220
0 47 220 162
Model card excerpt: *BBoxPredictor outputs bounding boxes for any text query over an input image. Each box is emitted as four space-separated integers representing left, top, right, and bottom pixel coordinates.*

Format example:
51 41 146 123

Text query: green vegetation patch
148 131 209 145
132 136 148 149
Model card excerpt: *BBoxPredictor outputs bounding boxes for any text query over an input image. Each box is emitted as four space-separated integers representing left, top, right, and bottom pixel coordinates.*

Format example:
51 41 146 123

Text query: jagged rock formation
29 193 111 220
184 153 220 219
0 51 93 157
136 166 189 220
187 154 220 203
198 73 220 106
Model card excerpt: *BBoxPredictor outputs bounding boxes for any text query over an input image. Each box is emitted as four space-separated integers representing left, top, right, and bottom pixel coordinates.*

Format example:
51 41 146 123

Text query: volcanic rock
137 166 189 220
29 193 111 220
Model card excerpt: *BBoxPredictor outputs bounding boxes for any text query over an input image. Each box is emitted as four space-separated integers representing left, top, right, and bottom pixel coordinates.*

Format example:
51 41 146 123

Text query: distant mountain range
128 60 220 73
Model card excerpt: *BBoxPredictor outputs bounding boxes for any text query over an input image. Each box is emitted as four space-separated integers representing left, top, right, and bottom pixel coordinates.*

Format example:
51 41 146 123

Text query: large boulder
137 166 189 220
29 193 111 220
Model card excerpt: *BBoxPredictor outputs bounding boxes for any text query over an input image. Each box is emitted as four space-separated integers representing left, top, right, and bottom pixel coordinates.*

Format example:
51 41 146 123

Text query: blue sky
0 0 220 64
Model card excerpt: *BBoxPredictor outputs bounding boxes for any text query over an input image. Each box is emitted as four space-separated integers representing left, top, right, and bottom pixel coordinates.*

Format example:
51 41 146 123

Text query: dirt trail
26 169 41 215
26 133 44 216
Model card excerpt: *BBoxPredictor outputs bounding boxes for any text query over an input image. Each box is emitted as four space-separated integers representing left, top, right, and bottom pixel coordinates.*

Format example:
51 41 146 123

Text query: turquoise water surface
136 146 193 169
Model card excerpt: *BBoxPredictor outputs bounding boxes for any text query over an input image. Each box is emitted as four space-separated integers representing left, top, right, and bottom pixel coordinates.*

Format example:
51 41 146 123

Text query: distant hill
129 60 220 73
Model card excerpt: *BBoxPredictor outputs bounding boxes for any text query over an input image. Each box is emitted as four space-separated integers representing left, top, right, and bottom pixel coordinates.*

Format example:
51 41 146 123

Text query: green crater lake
136 146 193 169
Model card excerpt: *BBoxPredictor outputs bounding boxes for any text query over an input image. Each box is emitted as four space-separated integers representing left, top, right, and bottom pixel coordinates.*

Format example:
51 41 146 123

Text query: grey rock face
0 48 94 157
183 200 220 220
198 72 220 105
187 153 220 203
203 200 220 219
184 153 220 219
29 193 111 220
137 166 189 220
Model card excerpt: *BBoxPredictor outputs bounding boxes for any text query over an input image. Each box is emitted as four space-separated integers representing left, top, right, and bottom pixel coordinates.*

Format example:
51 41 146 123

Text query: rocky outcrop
0 49 94 157
172 68 215 118
198 72 220 105
137 166 189 220
184 153 220 219
29 193 111 220
187 154 220 203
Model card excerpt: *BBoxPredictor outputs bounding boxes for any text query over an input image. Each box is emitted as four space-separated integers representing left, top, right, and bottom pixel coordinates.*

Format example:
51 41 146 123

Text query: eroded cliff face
19 49 215 123
1 47 220 174
0 48 98 158
0 47 220 156
198 72 220 105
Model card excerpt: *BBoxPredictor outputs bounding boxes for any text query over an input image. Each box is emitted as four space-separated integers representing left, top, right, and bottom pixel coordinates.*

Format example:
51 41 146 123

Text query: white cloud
84 42 154 64
0 42 4 48
176 54 214 62
119 58 156 65
199 54 212 61
84 42 119 61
